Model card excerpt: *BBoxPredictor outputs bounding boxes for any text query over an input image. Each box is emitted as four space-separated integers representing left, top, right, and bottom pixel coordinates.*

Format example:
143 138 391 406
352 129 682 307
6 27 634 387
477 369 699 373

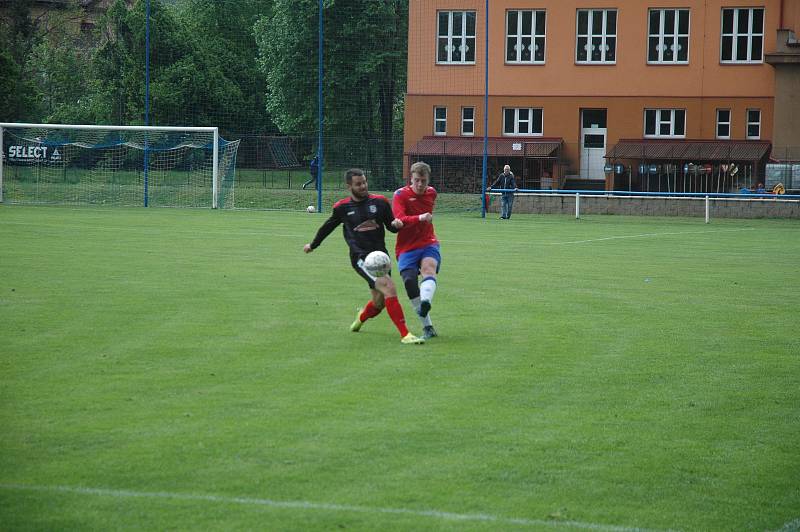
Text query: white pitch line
549 227 756 245
0 483 669 531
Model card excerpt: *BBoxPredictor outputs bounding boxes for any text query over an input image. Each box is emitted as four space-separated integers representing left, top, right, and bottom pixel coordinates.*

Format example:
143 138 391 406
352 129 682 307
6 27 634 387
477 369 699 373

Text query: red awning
606 139 771 162
407 136 562 158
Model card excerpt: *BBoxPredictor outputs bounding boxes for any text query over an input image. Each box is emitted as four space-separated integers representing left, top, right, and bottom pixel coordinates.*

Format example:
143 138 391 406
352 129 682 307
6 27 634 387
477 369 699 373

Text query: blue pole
316 0 323 214
144 0 150 207
481 0 489 218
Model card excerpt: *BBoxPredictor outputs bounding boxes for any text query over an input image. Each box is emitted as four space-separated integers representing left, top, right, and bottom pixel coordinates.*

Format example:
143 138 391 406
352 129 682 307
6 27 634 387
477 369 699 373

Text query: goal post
0 123 239 209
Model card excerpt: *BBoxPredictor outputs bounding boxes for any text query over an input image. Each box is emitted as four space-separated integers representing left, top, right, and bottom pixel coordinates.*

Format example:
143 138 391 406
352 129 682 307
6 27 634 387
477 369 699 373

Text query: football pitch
1 205 798 531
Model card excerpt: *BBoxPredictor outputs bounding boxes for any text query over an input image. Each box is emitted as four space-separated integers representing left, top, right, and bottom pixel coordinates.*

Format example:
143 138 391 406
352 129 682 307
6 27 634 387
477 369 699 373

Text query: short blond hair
410 161 431 178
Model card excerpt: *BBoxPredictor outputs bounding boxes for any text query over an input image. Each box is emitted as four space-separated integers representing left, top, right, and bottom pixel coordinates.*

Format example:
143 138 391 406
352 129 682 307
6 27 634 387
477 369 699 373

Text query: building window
721 8 764 63
437 11 476 64
503 108 543 136
746 109 761 139
648 9 689 63
506 10 546 63
434 107 447 135
461 107 475 136
716 109 731 139
576 9 617 63
644 109 686 138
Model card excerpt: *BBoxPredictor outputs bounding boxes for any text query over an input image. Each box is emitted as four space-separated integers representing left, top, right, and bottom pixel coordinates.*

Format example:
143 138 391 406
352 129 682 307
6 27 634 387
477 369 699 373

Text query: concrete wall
488 194 800 218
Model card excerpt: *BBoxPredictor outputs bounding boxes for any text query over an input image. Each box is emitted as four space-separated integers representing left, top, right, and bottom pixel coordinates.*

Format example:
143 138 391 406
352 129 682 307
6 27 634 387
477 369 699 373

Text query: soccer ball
307 205 316 213
364 250 391 277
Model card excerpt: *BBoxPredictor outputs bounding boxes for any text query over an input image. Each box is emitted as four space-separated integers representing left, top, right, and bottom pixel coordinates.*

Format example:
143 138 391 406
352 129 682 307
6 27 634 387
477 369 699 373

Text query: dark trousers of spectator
500 194 514 219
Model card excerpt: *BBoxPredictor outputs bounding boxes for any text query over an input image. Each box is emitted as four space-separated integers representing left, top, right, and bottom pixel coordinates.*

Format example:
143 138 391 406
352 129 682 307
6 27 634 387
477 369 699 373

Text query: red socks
359 300 382 322
359 297 409 337
384 296 409 337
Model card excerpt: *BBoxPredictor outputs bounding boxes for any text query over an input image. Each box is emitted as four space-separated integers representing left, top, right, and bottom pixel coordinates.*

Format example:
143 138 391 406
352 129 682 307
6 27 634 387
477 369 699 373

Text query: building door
580 109 607 179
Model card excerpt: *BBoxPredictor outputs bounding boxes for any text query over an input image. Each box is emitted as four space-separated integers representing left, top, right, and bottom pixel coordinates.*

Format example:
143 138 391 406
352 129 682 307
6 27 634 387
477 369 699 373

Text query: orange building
404 0 800 192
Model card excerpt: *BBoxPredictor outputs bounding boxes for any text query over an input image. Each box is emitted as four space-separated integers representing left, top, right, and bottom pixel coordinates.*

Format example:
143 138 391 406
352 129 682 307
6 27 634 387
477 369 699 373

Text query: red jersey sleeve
393 187 421 226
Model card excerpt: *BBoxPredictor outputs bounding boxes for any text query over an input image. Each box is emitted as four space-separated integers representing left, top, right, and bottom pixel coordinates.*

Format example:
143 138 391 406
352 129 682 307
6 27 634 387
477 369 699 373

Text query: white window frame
647 8 690 64
720 8 764 63
576 9 617 64
503 107 543 136
644 109 686 138
437 11 476 64
716 109 731 139
434 107 447 136
461 107 475 136
746 108 761 140
506 10 547 64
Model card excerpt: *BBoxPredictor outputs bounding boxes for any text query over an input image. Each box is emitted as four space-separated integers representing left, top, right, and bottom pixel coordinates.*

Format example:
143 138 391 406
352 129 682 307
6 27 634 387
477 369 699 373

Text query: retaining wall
490 194 800 218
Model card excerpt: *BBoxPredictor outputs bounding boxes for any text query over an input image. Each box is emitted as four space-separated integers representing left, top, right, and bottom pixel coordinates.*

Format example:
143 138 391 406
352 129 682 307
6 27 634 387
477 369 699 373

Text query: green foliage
28 29 94 123
173 0 273 135
1 0 409 177
0 34 42 122
76 0 143 124
254 0 408 178
87 0 274 134
254 0 407 138
1 0 274 133
0 0 82 122
254 0 319 134
0 0 38 66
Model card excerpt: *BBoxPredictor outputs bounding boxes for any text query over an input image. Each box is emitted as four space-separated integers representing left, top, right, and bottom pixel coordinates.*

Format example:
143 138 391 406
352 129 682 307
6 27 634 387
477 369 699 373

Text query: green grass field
2 177 481 212
1 205 798 531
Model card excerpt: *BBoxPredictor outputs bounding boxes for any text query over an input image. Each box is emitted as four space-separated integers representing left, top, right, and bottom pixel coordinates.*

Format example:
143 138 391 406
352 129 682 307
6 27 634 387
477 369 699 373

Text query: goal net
0 123 240 208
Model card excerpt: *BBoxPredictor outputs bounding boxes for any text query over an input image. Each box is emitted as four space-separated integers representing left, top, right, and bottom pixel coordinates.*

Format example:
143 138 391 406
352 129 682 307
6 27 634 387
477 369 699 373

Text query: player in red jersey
392 161 440 340
304 168 424 344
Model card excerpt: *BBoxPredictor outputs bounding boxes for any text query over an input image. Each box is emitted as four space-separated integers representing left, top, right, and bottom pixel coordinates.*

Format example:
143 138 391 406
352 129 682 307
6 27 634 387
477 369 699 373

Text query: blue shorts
397 244 441 274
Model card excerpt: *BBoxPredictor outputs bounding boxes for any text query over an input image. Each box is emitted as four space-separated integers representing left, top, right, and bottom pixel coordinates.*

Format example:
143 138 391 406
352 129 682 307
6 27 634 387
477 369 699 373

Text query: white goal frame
0 123 222 208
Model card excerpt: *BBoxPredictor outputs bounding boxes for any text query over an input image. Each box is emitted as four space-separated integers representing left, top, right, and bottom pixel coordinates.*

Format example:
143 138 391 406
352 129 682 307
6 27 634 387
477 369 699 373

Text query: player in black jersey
303 168 424 344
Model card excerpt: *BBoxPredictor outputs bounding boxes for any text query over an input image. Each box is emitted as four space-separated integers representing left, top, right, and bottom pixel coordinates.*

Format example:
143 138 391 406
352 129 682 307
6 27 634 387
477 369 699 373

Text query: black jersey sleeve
379 197 399 234
309 208 342 250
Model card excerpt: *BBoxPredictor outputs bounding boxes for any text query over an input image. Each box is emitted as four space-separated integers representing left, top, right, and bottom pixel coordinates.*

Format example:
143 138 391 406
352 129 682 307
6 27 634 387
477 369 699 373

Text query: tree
254 0 318 135
88 0 147 124
173 0 273 136
28 22 96 123
0 32 41 122
255 0 407 178
0 0 88 122
95 0 275 135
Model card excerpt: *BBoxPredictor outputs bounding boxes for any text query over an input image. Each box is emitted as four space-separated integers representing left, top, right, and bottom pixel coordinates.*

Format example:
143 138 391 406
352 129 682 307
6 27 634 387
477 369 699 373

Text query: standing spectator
302 155 320 190
488 164 518 219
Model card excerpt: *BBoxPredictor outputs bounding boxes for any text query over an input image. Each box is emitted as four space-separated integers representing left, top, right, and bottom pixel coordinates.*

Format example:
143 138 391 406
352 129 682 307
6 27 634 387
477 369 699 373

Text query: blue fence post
144 0 150 207
316 0 324 214
481 0 489 218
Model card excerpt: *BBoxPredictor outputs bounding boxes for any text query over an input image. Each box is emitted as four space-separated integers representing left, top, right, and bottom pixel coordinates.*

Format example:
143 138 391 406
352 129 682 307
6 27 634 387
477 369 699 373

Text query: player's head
345 168 369 200
504 165 511 173
409 161 431 195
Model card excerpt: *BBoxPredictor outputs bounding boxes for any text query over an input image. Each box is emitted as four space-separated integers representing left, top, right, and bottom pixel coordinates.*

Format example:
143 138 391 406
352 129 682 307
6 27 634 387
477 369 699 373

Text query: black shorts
351 253 392 290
